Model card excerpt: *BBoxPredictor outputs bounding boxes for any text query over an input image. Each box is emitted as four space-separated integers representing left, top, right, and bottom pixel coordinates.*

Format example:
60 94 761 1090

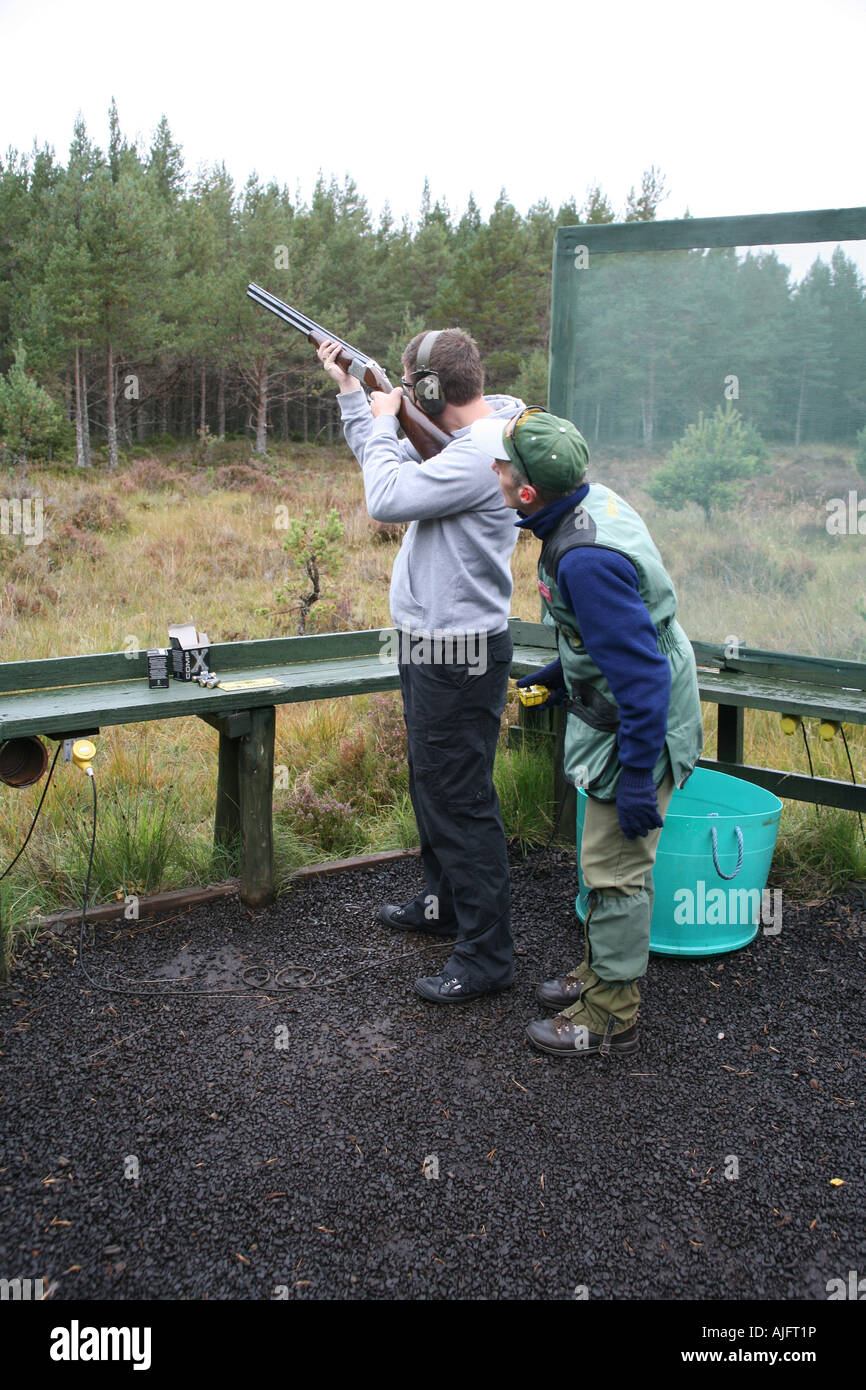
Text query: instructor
473 407 704 1056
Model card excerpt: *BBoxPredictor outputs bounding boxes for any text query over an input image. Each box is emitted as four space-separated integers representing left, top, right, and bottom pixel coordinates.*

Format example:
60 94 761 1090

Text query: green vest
536 484 703 799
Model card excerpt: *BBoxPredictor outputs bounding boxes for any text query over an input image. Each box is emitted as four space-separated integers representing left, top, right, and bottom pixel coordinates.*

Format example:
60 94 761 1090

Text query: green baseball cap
471 408 590 492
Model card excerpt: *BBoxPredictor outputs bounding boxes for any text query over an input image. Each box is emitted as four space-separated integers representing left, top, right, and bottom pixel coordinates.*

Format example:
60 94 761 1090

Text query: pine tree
237 174 297 452
792 260 836 445
827 247 866 439
0 342 70 463
624 166 668 222
84 116 170 465
434 191 538 390
581 185 615 224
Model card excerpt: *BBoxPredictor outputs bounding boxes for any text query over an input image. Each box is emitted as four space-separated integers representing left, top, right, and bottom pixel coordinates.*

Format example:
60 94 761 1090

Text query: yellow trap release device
516 684 550 708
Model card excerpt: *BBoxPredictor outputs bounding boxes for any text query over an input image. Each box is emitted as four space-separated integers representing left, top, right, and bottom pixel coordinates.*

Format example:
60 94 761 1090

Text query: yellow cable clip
818 720 840 742
780 715 801 736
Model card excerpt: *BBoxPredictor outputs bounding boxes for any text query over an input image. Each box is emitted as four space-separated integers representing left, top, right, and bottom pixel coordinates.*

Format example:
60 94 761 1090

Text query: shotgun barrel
246 283 452 461
247 285 360 359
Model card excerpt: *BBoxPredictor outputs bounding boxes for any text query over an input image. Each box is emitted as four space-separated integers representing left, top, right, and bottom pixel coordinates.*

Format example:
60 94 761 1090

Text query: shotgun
246 284 453 461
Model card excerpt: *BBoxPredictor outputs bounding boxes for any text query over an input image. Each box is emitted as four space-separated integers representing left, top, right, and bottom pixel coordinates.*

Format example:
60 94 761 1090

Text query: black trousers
398 628 513 990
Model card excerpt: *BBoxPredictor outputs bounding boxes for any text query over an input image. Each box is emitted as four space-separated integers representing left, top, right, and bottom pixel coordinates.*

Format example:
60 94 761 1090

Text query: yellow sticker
216 677 284 690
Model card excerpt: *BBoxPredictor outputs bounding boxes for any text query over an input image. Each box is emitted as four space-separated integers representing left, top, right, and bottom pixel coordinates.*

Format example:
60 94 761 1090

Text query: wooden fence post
238 705 276 908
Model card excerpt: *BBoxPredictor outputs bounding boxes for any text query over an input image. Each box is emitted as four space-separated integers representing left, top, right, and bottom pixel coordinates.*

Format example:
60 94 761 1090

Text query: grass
770 804 866 896
1 436 864 962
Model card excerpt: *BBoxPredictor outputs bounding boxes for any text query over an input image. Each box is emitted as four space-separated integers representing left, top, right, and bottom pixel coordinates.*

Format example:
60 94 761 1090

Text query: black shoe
414 971 513 1004
378 902 457 938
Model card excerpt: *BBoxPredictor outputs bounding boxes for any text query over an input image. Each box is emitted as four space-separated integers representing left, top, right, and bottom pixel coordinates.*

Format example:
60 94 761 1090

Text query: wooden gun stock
246 284 453 461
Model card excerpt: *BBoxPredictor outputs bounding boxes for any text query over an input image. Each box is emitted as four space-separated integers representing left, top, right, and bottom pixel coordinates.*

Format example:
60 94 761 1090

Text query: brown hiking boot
525 1012 638 1058
535 975 587 1009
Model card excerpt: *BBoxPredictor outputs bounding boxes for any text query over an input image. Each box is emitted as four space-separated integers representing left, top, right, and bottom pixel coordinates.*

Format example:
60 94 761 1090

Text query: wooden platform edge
33 849 422 928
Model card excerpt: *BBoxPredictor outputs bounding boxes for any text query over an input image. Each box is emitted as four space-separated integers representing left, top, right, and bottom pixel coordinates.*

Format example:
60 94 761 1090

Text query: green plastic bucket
576 767 783 956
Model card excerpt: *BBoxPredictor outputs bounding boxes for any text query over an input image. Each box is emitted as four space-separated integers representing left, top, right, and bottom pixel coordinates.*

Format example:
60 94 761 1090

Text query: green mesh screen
549 211 866 658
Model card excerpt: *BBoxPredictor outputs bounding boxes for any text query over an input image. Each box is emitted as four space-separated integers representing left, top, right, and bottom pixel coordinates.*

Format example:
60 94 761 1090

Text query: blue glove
515 660 567 709
616 768 664 840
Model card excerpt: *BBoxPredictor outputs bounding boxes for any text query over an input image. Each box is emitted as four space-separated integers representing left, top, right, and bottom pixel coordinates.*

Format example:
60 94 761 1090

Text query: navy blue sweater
516 486 670 774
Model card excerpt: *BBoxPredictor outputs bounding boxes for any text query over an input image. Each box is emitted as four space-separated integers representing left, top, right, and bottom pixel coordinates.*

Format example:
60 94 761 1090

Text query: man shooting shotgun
246 284 451 460
247 282 526 1004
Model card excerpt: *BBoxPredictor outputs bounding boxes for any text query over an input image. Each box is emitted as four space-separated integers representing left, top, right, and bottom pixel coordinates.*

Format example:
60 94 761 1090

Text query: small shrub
367 694 407 765
370 520 407 544
855 426 866 479
2 580 57 616
46 521 105 564
119 458 183 492
0 344 72 464
67 488 128 533
286 779 357 855
210 463 276 494
648 404 770 521
264 507 345 635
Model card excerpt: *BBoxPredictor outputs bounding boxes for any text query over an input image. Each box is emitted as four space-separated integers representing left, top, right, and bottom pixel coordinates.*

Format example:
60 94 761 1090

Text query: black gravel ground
1 849 864 1303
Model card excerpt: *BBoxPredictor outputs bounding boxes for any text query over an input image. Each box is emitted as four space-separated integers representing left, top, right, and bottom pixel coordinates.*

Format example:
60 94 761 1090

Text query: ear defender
410 330 447 417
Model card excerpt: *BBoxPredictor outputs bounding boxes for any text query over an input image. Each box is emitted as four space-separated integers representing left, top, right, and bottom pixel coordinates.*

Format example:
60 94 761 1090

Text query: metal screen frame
549 206 866 421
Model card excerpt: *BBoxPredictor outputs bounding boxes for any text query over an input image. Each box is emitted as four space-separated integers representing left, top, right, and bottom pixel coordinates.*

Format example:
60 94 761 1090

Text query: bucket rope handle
708 813 744 880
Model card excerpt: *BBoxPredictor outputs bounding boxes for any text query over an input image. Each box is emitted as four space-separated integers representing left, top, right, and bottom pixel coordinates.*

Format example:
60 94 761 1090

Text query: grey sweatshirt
337 390 524 635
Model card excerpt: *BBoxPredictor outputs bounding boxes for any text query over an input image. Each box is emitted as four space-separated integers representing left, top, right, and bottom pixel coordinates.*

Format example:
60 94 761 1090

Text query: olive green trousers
564 770 676 1032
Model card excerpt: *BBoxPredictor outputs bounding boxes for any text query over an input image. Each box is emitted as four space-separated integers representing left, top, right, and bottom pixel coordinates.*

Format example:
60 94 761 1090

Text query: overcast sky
1 0 863 275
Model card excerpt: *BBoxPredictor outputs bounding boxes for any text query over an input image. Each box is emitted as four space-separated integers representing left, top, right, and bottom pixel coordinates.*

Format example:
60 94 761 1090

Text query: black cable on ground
75 772 417 999
0 744 575 1001
838 724 866 844
800 719 820 815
